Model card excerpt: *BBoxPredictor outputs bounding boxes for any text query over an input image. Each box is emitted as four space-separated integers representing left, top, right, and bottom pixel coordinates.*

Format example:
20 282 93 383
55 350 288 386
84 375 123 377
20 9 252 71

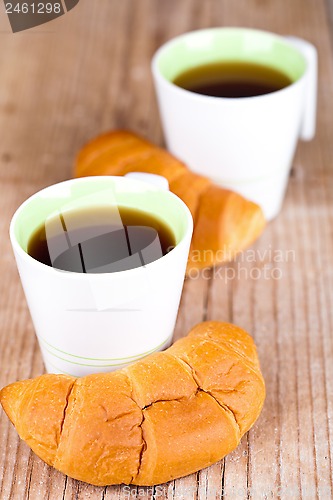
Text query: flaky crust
0 322 265 486
74 130 266 272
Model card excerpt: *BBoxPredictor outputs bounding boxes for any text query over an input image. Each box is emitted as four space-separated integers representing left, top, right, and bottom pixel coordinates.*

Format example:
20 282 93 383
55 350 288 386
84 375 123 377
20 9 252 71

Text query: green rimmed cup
152 27 317 220
10 176 193 376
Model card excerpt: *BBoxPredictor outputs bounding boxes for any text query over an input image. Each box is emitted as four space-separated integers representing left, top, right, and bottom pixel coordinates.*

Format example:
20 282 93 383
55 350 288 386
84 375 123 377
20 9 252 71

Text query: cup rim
10 175 193 278
151 26 307 103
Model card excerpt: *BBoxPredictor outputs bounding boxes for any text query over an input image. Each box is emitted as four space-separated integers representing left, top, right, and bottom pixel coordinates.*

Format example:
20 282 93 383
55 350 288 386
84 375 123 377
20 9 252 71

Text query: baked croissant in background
0 322 265 486
74 130 266 272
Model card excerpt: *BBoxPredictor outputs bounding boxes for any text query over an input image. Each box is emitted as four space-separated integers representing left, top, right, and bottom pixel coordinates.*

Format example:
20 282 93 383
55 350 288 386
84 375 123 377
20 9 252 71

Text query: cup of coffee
152 27 317 220
10 175 193 376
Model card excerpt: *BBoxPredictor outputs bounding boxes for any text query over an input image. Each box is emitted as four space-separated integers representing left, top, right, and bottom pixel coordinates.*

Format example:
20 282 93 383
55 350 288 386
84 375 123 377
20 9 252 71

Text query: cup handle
284 36 317 141
124 172 169 191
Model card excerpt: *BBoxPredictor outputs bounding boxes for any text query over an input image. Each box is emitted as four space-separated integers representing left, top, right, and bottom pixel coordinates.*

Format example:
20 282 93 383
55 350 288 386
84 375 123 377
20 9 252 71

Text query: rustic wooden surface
0 0 332 498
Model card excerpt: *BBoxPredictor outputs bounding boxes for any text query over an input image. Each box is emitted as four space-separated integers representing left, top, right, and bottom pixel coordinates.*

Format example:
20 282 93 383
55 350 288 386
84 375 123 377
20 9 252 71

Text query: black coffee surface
27 206 176 273
173 61 292 98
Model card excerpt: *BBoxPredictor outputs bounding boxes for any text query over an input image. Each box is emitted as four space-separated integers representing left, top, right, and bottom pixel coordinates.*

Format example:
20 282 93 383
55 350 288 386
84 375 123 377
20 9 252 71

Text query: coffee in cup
152 28 317 220
10 175 193 376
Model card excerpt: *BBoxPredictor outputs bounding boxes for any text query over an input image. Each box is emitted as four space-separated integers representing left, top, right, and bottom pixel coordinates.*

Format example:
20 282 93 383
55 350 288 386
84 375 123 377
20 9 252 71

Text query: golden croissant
0 322 265 486
75 130 266 272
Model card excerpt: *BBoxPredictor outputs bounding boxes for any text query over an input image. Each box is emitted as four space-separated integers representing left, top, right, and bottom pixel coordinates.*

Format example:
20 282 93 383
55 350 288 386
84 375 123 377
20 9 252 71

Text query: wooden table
0 0 332 498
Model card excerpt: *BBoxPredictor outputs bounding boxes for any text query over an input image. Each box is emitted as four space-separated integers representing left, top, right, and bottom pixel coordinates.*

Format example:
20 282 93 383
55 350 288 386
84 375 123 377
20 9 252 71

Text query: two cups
10 28 317 376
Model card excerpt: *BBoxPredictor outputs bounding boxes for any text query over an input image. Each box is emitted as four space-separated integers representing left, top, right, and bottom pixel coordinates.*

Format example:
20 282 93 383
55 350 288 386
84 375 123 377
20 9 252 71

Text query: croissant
0 322 265 486
75 131 266 272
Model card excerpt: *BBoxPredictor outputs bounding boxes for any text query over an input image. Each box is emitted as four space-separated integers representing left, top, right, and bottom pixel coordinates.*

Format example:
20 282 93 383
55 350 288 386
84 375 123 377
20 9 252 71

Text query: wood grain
0 0 333 498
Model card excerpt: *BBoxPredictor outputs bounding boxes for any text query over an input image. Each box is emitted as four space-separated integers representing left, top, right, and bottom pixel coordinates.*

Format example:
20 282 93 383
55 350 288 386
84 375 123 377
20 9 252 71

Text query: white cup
152 27 317 220
10 175 193 377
